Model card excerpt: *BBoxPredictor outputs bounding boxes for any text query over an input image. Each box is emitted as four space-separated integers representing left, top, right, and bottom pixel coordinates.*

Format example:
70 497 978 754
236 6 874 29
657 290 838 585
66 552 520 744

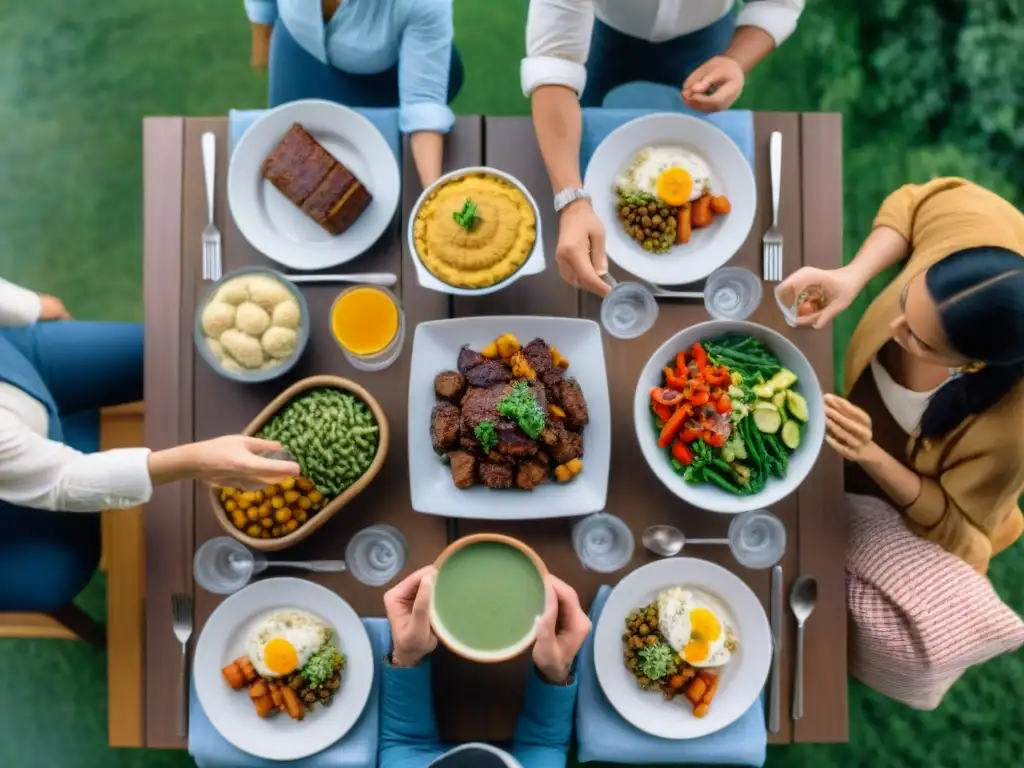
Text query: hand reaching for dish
777 266 860 329
384 566 438 667
824 394 875 462
556 201 611 297
532 575 592 685
147 436 301 487
681 56 745 113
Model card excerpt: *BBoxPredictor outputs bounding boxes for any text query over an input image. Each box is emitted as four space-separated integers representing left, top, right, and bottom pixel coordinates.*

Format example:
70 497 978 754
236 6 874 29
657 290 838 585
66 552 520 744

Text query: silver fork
201 132 222 281
171 592 194 737
762 131 783 282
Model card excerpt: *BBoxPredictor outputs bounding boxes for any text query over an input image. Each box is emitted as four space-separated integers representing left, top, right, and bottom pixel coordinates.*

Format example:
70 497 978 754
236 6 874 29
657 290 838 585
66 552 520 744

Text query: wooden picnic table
141 111 847 751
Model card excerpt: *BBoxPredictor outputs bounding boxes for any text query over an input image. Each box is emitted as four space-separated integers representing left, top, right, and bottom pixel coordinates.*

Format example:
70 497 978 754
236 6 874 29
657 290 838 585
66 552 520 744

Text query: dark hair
919 246 1024 438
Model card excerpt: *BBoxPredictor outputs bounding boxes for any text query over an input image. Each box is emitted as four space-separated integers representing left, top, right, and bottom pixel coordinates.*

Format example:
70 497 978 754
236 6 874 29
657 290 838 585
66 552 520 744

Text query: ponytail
920 362 1024 439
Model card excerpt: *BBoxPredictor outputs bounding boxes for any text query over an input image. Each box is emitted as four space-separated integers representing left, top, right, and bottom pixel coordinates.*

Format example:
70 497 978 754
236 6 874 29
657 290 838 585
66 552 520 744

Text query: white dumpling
220 329 265 369
216 277 249 306
271 299 301 330
201 301 235 338
235 301 271 336
259 358 284 371
247 275 292 313
220 357 244 373
262 326 298 359
206 337 225 359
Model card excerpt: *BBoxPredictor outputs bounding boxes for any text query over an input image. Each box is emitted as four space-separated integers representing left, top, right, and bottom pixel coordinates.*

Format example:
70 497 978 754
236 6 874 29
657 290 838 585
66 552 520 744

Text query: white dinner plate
193 578 374 761
228 99 401 270
584 113 756 286
594 558 771 739
408 316 611 519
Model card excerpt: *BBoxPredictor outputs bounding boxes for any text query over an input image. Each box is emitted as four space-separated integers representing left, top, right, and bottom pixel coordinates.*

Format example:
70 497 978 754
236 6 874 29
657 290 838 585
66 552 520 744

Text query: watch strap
553 187 590 212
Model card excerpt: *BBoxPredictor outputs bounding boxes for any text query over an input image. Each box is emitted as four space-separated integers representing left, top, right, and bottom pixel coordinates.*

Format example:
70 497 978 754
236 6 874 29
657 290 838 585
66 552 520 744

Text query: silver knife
769 564 782 733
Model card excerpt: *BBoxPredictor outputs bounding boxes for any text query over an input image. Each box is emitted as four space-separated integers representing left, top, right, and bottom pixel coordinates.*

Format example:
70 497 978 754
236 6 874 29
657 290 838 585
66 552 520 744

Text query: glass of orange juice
330 285 405 371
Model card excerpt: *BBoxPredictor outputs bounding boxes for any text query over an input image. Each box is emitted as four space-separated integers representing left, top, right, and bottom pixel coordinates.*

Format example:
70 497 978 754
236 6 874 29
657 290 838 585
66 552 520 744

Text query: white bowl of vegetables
634 321 824 514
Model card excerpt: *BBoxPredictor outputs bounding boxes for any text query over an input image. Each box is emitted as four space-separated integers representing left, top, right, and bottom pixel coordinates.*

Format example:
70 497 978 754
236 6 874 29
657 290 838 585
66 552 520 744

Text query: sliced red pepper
678 426 702 443
703 430 727 448
653 403 673 422
658 408 689 448
666 372 690 391
714 393 732 414
702 365 731 387
651 387 685 407
675 350 688 377
689 387 711 407
691 342 708 371
672 440 694 466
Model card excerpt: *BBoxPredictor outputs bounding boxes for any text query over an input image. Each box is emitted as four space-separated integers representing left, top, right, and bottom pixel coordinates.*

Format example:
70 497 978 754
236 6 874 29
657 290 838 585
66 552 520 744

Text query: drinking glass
704 267 763 320
331 285 406 372
572 513 635 573
599 274 659 339
728 509 786 569
231 449 297 492
194 537 256 594
345 525 409 586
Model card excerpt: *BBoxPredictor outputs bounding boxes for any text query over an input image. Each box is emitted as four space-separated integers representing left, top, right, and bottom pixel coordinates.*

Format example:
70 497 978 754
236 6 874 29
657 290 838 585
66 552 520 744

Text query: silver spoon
641 525 728 557
249 550 347 575
789 575 818 721
283 272 397 287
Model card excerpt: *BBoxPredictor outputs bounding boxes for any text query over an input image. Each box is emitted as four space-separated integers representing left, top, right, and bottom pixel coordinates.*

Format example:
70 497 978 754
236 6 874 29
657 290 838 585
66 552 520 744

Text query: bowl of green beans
211 375 390 551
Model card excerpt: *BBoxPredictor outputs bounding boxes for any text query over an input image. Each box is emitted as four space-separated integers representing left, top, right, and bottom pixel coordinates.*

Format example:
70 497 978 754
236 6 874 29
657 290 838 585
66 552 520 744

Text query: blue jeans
580 12 736 107
268 20 465 108
0 321 143 612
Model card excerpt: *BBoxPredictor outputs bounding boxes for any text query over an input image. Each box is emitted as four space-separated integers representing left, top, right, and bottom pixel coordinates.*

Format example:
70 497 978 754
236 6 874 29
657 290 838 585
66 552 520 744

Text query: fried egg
656 586 735 668
616 146 711 204
245 610 331 678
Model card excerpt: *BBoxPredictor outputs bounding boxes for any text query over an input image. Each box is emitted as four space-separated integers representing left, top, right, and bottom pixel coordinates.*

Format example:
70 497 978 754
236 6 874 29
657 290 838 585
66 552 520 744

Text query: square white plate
409 317 610 519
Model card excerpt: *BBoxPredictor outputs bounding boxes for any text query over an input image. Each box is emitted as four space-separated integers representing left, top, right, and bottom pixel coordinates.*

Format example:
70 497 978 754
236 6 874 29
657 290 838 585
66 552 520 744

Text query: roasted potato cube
231 509 247 529
245 524 262 538
283 490 300 503
296 477 313 491
481 341 500 359
279 477 296 491
275 507 293 523
496 333 521 359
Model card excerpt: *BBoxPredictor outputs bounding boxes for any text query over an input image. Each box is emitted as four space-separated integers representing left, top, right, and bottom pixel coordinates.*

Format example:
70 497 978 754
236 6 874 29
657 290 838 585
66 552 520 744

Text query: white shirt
870 355 950 436
522 0 805 97
0 277 153 512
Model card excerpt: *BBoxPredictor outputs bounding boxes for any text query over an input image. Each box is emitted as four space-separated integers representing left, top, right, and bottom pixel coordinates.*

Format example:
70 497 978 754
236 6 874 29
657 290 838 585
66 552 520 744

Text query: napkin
227 107 401 159
575 586 767 766
580 105 755 173
189 618 390 768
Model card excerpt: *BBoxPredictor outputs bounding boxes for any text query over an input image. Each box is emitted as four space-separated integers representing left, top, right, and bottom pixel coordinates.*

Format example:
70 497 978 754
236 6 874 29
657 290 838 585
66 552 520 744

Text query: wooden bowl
209 375 390 552
428 533 549 663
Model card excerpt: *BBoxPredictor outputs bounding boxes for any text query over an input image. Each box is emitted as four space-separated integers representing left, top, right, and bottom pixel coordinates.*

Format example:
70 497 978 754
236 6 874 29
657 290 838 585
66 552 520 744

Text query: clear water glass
600 275 659 339
194 537 256 594
345 525 409 586
331 285 406 372
572 513 635 573
728 509 786 569
232 449 298 492
705 267 763 321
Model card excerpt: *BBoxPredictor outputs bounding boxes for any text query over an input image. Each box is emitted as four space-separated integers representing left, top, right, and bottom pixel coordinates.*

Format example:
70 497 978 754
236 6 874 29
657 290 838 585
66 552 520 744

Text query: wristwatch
553 187 590 212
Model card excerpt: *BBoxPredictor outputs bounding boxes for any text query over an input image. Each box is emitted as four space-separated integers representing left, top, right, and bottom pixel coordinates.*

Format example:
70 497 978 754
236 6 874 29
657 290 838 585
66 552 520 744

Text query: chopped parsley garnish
452 198 479 231
497 380 547 439
636 641 674 680
474 421 498 453
300 644 345 688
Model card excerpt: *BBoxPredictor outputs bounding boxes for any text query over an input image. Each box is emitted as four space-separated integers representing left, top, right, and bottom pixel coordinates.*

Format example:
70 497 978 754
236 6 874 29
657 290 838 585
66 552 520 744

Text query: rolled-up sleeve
0 277 41 327
521 0 594 97
398 0 455 135
736 0 805 46
244 0 278 25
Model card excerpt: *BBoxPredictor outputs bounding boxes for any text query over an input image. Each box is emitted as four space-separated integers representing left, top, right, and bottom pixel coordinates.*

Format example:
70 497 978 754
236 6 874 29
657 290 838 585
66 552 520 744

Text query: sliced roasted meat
430 402 461 454
460 383 509 430
555 378 589 427
496 421 538 458
544 420 583 464
515 460 549 490
465 359 511 388
448 450 477 489
434 370 467 402
457 345 485 374
478 462 514 489
522 338 563 388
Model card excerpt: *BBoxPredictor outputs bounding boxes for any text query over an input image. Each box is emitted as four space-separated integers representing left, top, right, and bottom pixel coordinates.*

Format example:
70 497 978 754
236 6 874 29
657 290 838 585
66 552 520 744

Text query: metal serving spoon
790 575 818 720
248 550 347 575
641 525 728 558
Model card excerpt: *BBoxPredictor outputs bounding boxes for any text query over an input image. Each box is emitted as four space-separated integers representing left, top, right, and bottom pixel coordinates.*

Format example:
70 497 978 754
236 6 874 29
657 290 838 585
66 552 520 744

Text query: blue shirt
244 0 456 135
380 659 576 768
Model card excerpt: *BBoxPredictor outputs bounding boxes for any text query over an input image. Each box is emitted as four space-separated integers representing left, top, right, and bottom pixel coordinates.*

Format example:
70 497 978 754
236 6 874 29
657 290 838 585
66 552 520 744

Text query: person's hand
824 394 874 462
777 266 862 329
384 566 438 667
556 201 611 297
38 294 72 320
682 56 745 113
532 575 592 684
148 436 300 487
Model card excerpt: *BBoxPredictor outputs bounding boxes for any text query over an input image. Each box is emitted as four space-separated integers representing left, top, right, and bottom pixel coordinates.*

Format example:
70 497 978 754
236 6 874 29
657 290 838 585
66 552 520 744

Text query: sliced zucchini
786 390 809 423
771 391 788 411
781 419 801 449
722 445 736 463
752 402 782 434
765 368 798 392
730 371 744 387
728 384 745 400
753 383 774 400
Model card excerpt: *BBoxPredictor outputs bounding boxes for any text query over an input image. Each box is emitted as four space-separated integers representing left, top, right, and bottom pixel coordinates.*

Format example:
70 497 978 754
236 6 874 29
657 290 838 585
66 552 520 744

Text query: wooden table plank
142 116 188 750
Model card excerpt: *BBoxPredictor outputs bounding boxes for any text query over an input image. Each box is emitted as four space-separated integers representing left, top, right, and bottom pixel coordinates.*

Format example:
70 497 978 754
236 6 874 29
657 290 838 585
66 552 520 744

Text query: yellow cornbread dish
414 173 536 289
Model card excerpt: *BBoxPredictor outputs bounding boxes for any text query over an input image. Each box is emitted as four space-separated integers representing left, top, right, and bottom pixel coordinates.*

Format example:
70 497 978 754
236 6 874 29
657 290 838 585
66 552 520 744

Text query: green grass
0 1 1021 766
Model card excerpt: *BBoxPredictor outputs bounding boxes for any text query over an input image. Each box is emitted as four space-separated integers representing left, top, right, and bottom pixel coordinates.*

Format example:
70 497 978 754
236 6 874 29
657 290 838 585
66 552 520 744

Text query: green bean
703 466 745 495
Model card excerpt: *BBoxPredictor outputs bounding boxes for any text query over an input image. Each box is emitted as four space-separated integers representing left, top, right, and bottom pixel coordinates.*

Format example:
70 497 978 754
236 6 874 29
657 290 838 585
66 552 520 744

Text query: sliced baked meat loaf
433 370 467 402
301 163 373 235
515 460 549 490
460 383 509 430
495 421 538 458
448 450 477 489
261 123 336 205
478 462 514 489
555 378 589 427
541 420 583 464
430 402 461 454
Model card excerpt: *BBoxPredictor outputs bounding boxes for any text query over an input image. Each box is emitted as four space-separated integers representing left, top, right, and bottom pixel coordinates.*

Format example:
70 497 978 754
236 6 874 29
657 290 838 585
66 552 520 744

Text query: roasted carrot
676 204 692 243
253 695 277 718
691 195 713 228
248 680 269 699
221 662 246 690
236 656 258 683
685 677 707 705
710 195 731 214
281 687 305 720
701 675 720 705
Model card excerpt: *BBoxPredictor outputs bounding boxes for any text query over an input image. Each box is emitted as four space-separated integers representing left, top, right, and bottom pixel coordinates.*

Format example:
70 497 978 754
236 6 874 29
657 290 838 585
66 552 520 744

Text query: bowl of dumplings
195 268 311 383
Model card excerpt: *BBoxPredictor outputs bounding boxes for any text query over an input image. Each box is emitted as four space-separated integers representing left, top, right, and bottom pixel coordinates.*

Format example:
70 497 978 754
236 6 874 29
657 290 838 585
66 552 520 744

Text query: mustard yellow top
844 178 1024 573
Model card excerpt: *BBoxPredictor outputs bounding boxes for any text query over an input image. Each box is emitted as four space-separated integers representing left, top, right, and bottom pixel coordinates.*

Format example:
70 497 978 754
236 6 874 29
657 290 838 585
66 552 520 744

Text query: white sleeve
736 0 805 46
0 408 154 512
0 277 41 327
521 0 595 97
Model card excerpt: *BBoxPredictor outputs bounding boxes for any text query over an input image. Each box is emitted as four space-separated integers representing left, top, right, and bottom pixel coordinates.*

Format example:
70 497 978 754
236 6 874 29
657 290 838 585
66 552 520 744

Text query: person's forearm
147 445 200 486
410 132 444 189
251 22 272 68
531 86 584 193
859 442 923 508
724 25 777 72
842 227 910 292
